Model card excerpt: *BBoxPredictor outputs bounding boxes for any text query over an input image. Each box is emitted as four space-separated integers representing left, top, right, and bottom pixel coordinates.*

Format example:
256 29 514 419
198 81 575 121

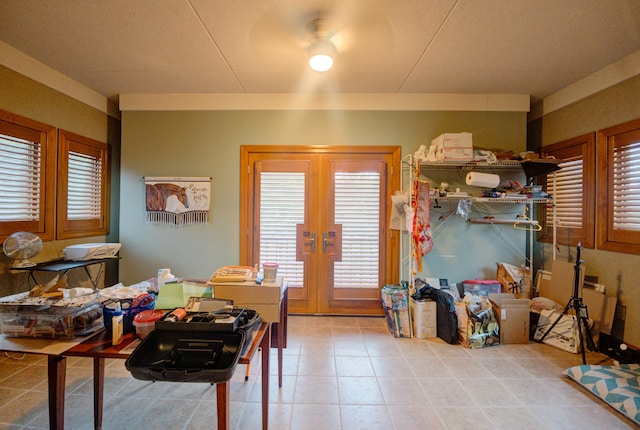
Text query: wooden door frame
239 145 401 302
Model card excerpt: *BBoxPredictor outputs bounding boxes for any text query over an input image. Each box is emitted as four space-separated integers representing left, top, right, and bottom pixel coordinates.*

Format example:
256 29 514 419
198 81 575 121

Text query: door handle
322 226 342 260
296 224 317 260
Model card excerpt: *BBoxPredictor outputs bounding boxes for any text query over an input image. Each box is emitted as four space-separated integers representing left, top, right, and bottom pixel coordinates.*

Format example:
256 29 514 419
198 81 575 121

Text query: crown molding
530 49 640 120
0 41 119 118
119 92 530 112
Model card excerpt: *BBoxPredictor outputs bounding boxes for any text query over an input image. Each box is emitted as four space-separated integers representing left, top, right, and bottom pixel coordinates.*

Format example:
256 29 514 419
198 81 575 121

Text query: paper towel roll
465 172 500 188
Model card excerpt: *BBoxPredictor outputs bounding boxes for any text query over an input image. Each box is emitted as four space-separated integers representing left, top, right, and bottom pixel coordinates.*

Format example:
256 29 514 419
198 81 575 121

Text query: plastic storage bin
462 279 502 297
133 309 166 339
103 293 156 334
0 303 103 339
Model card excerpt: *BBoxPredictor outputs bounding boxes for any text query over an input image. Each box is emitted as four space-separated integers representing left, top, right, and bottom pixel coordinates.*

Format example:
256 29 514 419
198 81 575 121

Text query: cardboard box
410 298 437 338
536 261 617 336
431 132 473 161
489 293 531 344
211 276 285 322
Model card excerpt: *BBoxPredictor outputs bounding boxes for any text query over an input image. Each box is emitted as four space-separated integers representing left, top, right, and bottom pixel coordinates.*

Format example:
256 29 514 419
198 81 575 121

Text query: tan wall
535 74 640 346
0 66 114 295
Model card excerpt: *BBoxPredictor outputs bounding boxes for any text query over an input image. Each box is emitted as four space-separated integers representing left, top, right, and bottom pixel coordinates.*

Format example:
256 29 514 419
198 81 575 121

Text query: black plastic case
125 329 245 383
125 308 261 383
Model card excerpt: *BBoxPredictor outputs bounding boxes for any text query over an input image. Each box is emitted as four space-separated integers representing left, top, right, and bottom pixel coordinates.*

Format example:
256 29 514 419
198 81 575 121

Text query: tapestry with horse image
144 176 211 226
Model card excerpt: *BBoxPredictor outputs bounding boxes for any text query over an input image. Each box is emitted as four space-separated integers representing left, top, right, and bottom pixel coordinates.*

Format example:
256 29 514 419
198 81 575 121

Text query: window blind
546 156 583 229
259 172 305 288
0 133 41 222
67 150 103 220
334 172 380 289
612 141 640 231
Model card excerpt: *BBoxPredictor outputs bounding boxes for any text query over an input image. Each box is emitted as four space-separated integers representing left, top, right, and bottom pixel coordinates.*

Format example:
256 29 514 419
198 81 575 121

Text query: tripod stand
536 244 596 365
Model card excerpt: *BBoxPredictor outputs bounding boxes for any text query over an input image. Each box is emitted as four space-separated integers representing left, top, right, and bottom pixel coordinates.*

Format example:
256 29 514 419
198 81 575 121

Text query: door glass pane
259 172 305 287
334 172 380 288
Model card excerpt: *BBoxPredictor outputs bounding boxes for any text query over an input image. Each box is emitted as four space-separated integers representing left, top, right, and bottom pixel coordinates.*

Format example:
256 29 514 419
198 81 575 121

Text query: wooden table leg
277 321 283 388
48 355 66 430
93 357 105 430
261 324 270 430
271 287 287 388
216 382 230 430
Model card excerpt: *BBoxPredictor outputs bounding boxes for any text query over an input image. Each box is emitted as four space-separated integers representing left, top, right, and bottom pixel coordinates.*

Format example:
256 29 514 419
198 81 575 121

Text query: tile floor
0 315 636 429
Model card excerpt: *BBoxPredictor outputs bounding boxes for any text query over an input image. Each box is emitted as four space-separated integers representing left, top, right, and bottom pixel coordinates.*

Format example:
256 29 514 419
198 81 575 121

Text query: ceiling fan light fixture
308 37 336 72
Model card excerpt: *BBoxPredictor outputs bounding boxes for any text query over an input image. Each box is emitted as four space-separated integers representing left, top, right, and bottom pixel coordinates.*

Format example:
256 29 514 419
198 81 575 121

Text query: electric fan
3 231 42 268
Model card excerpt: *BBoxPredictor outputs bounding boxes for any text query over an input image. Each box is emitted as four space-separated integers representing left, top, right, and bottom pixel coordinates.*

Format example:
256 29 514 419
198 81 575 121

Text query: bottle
157 268 173 288
111 302 124 345
164 308 187 322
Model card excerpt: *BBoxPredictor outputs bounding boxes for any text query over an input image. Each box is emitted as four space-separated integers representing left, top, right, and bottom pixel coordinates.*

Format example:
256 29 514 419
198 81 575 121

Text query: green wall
0 66 107 142
534 74 640 346
120 109 527 288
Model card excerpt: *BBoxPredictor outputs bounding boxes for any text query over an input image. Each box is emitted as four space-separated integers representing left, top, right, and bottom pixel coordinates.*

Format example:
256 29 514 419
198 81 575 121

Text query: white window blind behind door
259 172 305 287
0 134 41 222
334 172 380 289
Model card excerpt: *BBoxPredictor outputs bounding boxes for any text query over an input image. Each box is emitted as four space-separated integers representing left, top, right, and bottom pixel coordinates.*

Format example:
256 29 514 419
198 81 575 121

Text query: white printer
62 243 121 261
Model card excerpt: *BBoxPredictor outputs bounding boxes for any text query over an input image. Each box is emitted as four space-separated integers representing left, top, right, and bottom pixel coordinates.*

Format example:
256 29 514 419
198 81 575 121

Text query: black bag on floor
412 285 459 344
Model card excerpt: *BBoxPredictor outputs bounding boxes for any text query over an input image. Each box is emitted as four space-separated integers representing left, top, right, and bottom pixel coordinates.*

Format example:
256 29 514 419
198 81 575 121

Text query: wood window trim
56 129 110 240
597 118 640 254
0 109 56 242
539 132 596 248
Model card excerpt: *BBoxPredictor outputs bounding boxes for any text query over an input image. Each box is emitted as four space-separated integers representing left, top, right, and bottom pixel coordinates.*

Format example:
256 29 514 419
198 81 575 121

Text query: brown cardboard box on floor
537 260 617 335
489 293 531 344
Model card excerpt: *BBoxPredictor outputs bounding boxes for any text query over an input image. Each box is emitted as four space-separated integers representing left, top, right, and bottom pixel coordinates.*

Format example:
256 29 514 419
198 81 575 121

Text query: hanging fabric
412 180 433 272
144 176 211 226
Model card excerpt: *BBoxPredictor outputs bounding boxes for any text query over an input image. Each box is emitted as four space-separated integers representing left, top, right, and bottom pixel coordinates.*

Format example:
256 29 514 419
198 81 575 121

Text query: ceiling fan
245 4 392 72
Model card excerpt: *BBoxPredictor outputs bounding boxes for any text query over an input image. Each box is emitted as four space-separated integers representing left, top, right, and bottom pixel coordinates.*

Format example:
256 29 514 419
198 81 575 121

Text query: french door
240 146 400 315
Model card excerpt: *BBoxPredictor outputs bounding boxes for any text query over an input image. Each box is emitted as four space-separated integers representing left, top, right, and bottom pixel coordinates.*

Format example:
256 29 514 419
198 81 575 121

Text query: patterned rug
563 363 640 425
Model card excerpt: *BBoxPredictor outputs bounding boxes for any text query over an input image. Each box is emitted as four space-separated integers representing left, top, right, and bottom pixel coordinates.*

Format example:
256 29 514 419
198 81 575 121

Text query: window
56 129 110 239
597 118 640 254
540 133 595 248
259 171 305 288
0 109 56 241
334 171 380 289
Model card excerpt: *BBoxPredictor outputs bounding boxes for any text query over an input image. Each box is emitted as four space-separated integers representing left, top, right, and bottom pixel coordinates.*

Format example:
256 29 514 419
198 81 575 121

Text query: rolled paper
465 172 500 188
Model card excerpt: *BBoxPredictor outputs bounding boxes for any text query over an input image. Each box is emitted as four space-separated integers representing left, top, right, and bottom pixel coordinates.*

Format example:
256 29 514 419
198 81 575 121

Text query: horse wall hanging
144 176 211 226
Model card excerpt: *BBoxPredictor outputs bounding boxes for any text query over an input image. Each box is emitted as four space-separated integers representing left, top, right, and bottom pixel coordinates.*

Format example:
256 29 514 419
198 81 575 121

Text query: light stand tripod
536 244 596 365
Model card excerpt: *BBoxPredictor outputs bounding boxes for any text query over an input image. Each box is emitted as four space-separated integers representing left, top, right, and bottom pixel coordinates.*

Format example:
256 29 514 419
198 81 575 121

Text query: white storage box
63 243 121 261
410 298 437 338
431 133 473 161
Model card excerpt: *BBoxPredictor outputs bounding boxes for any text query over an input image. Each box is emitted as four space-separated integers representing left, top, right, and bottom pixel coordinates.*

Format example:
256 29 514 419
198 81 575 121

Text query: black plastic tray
125 329 245 383
155 308 249 332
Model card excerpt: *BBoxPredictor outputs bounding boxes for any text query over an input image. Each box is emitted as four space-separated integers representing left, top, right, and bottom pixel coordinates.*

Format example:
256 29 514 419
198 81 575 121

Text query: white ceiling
1 0 640 108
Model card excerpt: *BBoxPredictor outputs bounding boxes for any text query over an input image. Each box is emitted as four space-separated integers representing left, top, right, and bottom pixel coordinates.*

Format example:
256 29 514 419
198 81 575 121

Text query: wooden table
0 335 91 430
1 322 271 430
